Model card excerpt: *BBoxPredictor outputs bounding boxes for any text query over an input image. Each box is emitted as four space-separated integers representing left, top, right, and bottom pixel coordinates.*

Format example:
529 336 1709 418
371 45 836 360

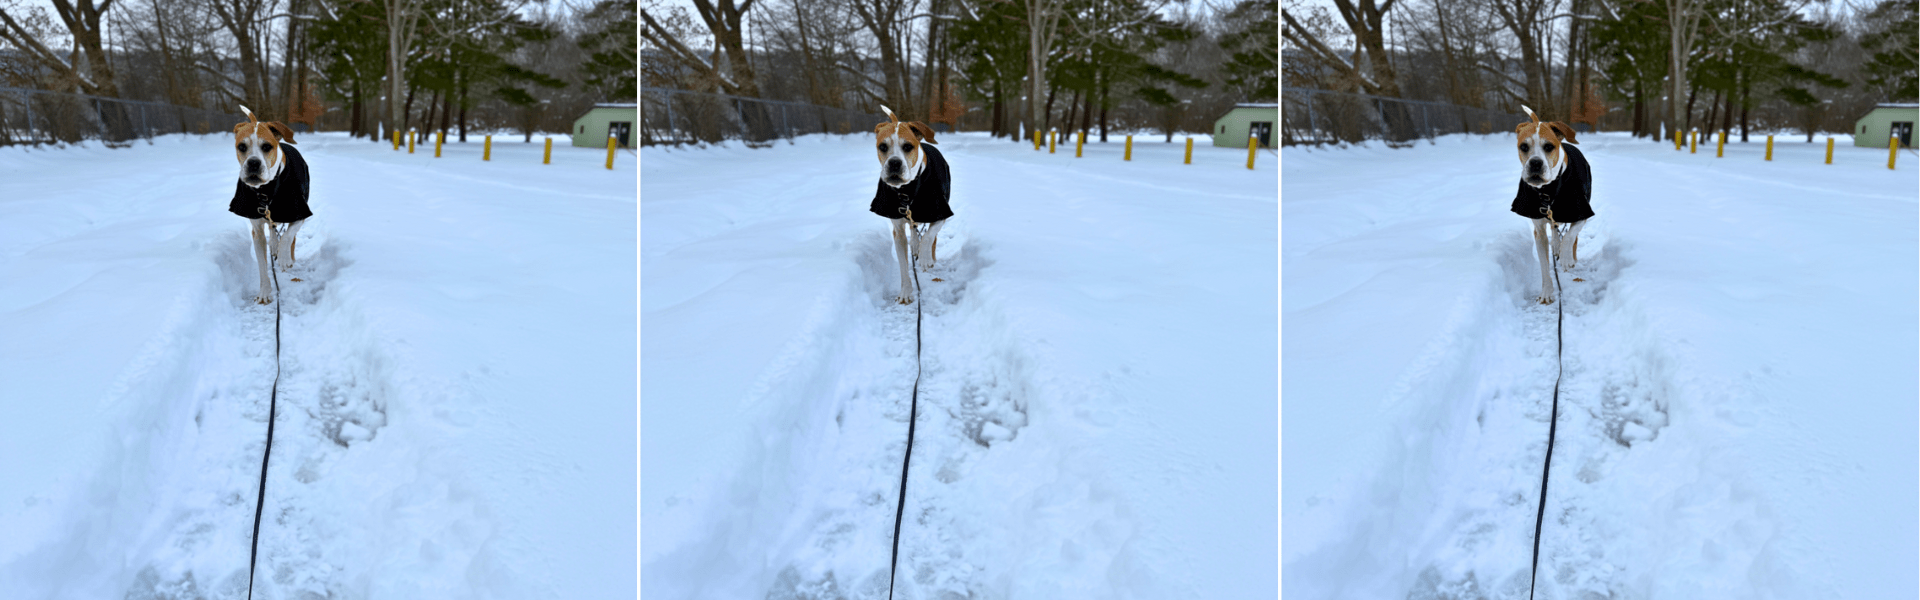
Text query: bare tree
641 0 763 97
0 0 123 95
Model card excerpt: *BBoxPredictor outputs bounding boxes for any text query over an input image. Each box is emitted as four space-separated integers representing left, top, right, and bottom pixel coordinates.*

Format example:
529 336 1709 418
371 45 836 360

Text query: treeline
1283 0 1917 142
641 0 1277 143
0 0 637 141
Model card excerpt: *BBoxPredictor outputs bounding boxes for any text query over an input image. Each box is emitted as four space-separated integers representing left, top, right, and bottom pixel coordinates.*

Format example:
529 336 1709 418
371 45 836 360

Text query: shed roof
1876 103 1919 108
592 103 637 109
1233 103 1279 108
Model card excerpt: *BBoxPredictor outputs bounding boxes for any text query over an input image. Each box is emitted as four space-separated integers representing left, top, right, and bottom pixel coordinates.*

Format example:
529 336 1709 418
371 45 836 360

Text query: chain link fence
0 87 240 146
642 87 884 145
1284 87 1525 145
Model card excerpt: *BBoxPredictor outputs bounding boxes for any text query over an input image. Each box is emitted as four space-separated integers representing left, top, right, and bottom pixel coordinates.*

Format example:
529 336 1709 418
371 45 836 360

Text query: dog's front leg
891 218 914 304
1531 218 1555 305
249 218 274 304
1558 220 1585 271
276 220 304 270
916 220 945 271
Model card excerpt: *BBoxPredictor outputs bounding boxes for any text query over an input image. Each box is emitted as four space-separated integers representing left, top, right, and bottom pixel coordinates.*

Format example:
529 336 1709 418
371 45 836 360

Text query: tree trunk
1098 74 1109 142
458 71 469 142
1683 82 1697 136
1042 83 1057 135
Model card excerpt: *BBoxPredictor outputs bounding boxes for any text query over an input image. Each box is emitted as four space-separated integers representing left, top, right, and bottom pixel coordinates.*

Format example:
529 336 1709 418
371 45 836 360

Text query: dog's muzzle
1525 159 1548 185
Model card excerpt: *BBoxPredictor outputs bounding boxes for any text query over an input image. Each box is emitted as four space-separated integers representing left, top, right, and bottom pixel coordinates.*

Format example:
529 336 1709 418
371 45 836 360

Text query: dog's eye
902 143 915 152
877 143 888 152
1519 143 1530 153
1544 143 1555 152
237 143 247 152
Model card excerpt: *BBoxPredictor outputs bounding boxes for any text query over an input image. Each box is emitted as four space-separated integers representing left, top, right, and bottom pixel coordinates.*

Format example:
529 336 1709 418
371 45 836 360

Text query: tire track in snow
764 226 1044 600
1404 226 1694 600
125 228 398 599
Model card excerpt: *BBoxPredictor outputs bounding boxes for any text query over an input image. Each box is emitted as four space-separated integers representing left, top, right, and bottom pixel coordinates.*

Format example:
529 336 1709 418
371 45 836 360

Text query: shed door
1250 121 1273 147
1892 121 1913 148
609 121 632 147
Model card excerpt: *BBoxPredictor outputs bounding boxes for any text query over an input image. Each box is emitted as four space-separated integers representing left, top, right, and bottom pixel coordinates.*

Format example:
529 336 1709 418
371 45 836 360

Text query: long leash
245 202 285 600
886 194 925 600
1527 207 1566 600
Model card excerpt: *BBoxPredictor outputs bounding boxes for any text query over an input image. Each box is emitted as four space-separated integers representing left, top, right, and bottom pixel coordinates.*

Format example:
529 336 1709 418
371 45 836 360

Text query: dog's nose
246 159 263 174
886 159 903 174
1527 159 1544 174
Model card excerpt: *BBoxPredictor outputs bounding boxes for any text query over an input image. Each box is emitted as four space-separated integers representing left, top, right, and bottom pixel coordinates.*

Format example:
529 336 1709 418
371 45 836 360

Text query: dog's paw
1537 295 1556 305
917 258 936 272
277 257 296 271
256 295 274 305
896 295 915 305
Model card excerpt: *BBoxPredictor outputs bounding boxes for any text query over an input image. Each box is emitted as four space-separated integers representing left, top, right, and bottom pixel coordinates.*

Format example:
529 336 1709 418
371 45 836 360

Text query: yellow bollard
606 135 617 170
1049 130 1056 154
1689 130 1696 153
1184 137 1193 164
1247 134 1258 169
392 130 400 150
1075 131 1084 158
1890 137 1900 170
434 131 443 157
1716 131 1725 157
1033 130 1041 150
1124 135 1132 161
1765 135 1773 161
408 130 415 154
484 135 491 161
544 137 553 164
1674 129 1682 150
1826 137 1834 164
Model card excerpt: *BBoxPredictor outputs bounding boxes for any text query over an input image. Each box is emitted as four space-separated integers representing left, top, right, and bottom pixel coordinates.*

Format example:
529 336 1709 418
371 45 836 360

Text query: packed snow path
1283 133 1917 598
0 134 637 598
642 133 1279 598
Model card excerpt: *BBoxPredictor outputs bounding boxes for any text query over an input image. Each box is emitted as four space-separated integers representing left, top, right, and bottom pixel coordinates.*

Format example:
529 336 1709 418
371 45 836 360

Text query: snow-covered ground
1283 132 1917 598
0 133 636 598
641 133 1278 598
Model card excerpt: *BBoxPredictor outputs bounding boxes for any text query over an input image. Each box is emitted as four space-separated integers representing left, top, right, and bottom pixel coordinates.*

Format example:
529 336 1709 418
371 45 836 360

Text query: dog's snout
886 159 903 174
1527 159 1544 173
246 159 263 174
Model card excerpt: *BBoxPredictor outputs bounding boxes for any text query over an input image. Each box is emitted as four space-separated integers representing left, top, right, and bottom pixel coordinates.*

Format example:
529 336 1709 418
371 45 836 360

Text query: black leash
886 193 923 600
245 197 284 600
1527 218 1565 600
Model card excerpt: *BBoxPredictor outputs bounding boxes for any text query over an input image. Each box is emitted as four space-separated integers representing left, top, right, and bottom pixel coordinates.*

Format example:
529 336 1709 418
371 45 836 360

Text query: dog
1510 105 1593 305
868 105 952 305
226 105 312 304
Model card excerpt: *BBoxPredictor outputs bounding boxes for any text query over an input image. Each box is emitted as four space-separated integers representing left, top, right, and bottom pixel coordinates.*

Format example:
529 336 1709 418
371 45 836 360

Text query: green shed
572 103 637 148
1212 103 1278 148
1852 103 1917 148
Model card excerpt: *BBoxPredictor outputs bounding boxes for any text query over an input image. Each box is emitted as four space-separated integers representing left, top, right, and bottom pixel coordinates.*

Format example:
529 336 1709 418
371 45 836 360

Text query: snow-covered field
641 133 1278 598
0 133 636 598
1283 133 1918 598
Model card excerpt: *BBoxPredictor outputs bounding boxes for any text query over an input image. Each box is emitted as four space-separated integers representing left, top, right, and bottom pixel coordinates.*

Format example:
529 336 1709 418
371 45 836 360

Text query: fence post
1305 92 1316 143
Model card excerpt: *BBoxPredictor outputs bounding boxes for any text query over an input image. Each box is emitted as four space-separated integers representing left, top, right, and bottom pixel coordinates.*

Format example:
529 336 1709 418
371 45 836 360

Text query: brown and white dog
1512 105 1593 305
869 105 953 304
229 105 312 304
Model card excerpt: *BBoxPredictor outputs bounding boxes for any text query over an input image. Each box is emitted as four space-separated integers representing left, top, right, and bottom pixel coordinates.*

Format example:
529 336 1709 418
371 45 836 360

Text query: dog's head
234 105 296 188
874 105 937 188
1514 105 1578 188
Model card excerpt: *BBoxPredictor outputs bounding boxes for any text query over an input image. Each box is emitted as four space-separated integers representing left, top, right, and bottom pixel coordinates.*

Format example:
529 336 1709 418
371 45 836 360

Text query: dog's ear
267 122 297 145
234 121 254 136
1548 122 1579 145
907 122 938 145
1515 121 1534 135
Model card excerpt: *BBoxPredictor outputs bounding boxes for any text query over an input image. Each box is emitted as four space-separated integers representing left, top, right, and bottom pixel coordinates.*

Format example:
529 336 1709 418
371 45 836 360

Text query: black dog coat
869 143 952 223
1509 143 1592 223
227 144 312 222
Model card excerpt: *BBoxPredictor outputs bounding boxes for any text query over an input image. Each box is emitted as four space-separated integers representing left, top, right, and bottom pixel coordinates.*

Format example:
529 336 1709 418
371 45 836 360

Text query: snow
0 133 636 598
1283 133 1917 598
641 133 1279 598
